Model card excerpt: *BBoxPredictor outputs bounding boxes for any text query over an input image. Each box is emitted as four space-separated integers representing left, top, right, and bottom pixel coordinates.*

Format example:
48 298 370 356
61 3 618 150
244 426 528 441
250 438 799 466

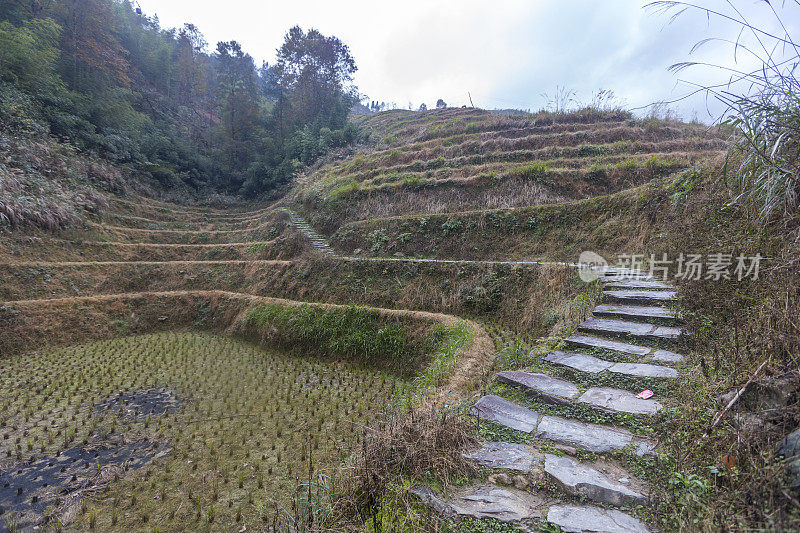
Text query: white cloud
136 0 799 119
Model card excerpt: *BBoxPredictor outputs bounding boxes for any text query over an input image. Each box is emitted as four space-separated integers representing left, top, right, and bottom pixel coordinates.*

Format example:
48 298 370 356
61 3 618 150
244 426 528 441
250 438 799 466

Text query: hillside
292 108 727 236
1 107 799 532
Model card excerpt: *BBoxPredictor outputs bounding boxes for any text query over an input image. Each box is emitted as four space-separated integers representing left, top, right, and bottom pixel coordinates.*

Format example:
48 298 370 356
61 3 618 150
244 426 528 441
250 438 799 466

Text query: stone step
471 395 540 433
600 268 646 276
603 274 654 282
545 351 679 378
563 335 685 363
544 454 647 507
535 415 655 455
496 371 580 405
593 304 681 323
462 442 648 508
604 279 673 290
545 351 615 373
578 317 685 341
496 370 665 415
603 289 677 304
412 485 652 532
577 387 663 415
547 504 653 533
649 349 684 363
608 361 679 378
564 335 652 356
471 396 656 455
410 484 545 523
462 441 542 473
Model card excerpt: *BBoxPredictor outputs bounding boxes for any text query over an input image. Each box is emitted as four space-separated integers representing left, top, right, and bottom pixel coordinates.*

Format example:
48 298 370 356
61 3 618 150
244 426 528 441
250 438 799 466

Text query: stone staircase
277 207 335 255
415 267 685 532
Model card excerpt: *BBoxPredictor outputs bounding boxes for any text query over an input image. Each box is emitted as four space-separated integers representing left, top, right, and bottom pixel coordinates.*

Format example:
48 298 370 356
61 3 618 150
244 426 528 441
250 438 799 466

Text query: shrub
653 1 800 220
509 162 549 184
577 144 609 157
368 229 389 253
585 163 608 184
441 218 463 236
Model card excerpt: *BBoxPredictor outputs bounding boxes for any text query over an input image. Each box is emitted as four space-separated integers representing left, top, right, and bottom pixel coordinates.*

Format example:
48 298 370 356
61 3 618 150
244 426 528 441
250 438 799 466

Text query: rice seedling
0 331 407 531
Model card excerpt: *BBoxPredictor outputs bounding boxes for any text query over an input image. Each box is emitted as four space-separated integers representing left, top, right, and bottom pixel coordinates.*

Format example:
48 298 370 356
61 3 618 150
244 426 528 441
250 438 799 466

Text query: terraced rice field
0 109 729 531
294 108 727 231
0 332 404 531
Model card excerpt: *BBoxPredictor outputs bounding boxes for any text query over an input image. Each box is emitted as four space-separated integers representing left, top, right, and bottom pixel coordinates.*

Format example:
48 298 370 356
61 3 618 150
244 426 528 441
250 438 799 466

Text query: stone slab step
410 484 545 523
547 504 653 533
545 351 614 373
544 454 647 507
497 369 670 416
413 485 652 531
496 370 580 405
603 289 677 304
600 268 647 277
473 396 656 455
463 442 649 508
564 335 652 356
462 441 542 473
577 387 663 415
564 335 685 363
593 304 681 323
579 317 685 341
604 279 673 290
535 415 653 455
471 395 540 433
609 361 679 378
545 351 679 378
603 274 654 282
650 349 684 363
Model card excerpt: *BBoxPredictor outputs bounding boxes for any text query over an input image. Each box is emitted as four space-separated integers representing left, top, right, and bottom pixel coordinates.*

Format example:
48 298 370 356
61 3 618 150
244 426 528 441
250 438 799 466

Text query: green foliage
369 229 390 253
586 163 608 184
441 218 464 236
406 323 473 406
509 162 550 184
669 167 706 206
0 18 62 94
724 88 800 220
244 303 416 371
0 6 360 198
577 144 609 157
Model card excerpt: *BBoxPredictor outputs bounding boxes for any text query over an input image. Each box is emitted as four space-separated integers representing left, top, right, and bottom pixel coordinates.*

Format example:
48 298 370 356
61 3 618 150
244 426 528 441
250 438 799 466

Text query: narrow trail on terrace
0 199 687 533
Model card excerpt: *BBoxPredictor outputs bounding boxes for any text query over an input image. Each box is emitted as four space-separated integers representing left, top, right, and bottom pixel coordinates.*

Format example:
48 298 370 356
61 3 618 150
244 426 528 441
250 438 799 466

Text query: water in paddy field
0 332 406 531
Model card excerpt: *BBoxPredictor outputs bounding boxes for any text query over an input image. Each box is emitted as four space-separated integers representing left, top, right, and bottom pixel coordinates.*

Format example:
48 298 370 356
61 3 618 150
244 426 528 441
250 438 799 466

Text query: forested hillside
0 0 358 197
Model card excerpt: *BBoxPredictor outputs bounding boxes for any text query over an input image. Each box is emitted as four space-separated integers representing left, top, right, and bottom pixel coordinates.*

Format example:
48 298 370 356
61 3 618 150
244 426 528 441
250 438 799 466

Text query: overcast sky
135 0 799 121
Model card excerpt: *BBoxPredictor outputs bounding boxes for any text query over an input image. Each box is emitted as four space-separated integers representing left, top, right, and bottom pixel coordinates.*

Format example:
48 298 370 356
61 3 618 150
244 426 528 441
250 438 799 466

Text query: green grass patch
244 303 418 374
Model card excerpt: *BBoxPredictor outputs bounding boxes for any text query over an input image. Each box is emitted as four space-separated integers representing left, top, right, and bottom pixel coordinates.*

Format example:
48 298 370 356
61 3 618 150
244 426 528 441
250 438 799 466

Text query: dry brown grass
342 408 478 532
0 134 120 231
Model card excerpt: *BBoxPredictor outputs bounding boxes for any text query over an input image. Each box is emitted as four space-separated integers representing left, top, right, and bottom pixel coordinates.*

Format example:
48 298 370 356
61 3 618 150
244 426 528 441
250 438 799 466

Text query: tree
418 103 427 111
214 40 260 188
175 24 207 105
274 25 357 125
257 61 279 98
0 17 62 94
57 0 132 89
0 2 361 198
436 98 447 109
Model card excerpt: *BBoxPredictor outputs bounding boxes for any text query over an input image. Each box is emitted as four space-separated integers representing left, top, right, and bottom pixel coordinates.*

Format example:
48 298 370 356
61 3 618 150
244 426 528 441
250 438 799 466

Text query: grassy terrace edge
0 291 492 405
